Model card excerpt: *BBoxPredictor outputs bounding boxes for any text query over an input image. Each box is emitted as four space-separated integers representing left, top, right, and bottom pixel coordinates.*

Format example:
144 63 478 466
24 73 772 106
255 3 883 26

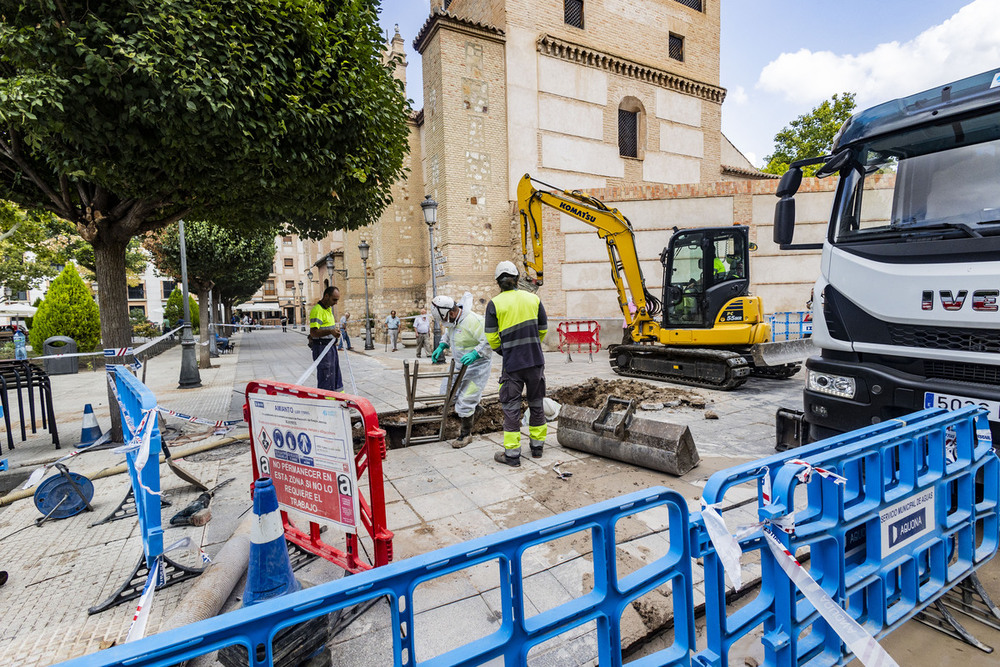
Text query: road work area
0 329 996 666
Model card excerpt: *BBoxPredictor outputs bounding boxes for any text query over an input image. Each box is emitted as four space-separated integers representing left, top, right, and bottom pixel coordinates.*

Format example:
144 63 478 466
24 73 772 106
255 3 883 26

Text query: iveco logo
558 202 597 223
921 290 999 312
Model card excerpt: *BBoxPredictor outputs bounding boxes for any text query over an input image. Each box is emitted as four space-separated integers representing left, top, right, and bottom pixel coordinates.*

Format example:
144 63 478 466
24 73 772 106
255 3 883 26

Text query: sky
377 0 1000 167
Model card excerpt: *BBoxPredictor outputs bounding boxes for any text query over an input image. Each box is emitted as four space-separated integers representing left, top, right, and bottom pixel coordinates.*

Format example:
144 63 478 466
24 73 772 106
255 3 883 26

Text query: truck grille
926 360 1000 386
890 324 1000 354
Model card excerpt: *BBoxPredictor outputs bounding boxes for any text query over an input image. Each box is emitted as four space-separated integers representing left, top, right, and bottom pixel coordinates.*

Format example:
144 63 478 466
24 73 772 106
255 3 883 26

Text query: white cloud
744 151 760 168
728 85 749 105
756 0 1000 109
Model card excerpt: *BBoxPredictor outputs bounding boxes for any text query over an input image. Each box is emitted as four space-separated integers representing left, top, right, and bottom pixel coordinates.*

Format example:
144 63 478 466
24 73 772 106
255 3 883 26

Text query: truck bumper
803 355 1000 442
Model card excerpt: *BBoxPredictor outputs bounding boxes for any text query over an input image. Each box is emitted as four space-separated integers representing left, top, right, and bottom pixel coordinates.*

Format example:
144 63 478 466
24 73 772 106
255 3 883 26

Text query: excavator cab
662 226 751 329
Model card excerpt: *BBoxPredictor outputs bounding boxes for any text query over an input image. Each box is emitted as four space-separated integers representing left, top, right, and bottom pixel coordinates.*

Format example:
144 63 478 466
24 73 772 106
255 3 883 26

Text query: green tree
163 288 199 333
28 264 100 352
0 202 67 294
145 221 276 367
0 0 410 435
762 93 857 176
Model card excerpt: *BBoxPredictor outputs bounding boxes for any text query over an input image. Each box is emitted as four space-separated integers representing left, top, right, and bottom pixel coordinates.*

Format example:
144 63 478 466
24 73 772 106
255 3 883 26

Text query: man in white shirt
413 308 432 357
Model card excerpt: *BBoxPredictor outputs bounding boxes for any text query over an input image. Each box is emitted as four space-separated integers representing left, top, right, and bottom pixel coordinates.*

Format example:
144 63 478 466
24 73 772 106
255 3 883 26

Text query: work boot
494 450 521 467
453 415 474 449
530 438 544 458
471 404 485 429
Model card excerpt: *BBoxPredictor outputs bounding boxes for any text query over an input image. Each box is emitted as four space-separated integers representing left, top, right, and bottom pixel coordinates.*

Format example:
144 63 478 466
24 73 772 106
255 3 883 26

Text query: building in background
250 1 801 331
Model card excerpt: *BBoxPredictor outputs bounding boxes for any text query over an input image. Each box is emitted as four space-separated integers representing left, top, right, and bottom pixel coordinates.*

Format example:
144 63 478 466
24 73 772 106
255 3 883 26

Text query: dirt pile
549 378 706 410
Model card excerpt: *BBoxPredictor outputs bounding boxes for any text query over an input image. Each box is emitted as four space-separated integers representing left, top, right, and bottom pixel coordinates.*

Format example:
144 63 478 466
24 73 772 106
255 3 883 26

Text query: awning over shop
234 302 283 312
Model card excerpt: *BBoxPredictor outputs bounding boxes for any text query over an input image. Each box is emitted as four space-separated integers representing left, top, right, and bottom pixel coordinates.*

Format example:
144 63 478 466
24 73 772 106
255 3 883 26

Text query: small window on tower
565 0 584 29
618 110 639 158
669 33 684 62
283 258 294 268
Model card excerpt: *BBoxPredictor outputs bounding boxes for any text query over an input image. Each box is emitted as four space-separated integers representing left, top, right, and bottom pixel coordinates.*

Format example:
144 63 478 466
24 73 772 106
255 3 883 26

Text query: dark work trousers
311 339 343 392
499 364 547 453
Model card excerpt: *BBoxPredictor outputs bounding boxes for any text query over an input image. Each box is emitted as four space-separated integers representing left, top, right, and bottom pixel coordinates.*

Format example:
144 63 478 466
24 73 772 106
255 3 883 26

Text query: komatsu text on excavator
517 174 805 390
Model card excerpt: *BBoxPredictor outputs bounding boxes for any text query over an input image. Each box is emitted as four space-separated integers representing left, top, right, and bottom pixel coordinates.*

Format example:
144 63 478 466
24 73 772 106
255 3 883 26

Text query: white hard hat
431 295 456 322
495 260 518 280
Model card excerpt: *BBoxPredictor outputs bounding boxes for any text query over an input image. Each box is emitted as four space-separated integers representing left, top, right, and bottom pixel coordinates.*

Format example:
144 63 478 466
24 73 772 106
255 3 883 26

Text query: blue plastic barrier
760 407 997 666
769 311 811 341
692 406 998 666
54 406 999 666
109 365 164 568
58 487 694 667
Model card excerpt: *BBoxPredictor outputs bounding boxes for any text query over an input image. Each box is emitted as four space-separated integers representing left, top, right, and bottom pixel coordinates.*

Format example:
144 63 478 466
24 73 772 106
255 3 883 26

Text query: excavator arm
516 174 660 338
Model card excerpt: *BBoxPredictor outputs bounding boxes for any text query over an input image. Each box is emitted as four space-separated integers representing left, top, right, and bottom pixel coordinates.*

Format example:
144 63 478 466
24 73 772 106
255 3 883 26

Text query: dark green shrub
28 264 101 351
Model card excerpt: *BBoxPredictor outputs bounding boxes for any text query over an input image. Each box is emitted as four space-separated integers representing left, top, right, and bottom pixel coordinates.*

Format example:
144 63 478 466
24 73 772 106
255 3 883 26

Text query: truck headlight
807 370 856 399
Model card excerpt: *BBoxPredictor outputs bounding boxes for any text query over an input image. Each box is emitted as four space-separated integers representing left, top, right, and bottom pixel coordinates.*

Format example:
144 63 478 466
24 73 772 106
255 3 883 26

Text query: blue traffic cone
78 404 103 449
243 477 300 606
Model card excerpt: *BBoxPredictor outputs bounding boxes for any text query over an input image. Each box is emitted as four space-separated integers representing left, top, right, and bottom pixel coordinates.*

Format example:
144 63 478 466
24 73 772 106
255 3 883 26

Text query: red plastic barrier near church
244 381 392 573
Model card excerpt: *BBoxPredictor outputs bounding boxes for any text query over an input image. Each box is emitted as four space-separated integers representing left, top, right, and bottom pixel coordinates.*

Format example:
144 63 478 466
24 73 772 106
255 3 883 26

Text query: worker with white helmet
430 292 492 448
485 261 548 467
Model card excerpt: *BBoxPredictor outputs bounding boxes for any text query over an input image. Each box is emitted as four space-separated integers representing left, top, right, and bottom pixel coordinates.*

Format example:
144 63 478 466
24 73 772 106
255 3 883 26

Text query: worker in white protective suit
430 293 492 448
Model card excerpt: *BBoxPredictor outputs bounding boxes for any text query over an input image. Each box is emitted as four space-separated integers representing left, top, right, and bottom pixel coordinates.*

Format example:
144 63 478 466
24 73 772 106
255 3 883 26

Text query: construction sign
248 393 360 531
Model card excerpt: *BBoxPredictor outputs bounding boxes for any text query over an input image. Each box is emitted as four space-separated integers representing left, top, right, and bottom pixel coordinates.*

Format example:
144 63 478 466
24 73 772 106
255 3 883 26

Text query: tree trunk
198 286 212 369
223 300 233 327
93 237 131 442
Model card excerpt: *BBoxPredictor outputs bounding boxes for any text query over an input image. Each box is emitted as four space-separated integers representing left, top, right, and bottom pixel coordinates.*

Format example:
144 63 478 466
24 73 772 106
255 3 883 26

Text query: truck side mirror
774 198 795 245
773 167 802 246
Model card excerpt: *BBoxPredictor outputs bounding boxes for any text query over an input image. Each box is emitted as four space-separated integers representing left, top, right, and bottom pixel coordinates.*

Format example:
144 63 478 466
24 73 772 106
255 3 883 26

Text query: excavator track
608 345 751 391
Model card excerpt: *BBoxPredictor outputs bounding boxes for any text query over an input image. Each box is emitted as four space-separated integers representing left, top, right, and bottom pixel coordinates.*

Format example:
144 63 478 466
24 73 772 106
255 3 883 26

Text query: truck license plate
924 392 1000 422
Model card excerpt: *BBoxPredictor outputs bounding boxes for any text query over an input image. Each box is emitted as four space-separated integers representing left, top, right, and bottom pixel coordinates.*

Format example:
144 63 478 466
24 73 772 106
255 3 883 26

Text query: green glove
460 350 480 366
431 342 449 363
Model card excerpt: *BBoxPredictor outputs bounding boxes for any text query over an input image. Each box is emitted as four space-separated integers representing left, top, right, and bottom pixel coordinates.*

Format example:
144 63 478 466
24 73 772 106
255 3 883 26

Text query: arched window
618 97 645 159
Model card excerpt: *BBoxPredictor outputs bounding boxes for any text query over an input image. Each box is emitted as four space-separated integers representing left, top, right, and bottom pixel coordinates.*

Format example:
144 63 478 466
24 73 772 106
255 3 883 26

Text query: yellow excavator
517 174 804 390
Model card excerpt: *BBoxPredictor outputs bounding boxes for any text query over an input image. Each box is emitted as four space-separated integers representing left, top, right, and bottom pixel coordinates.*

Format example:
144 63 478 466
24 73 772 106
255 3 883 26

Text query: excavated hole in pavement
374 378 706 449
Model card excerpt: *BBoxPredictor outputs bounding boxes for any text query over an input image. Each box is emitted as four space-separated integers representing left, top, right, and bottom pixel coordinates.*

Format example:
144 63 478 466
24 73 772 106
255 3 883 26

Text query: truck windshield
833 111 1000 243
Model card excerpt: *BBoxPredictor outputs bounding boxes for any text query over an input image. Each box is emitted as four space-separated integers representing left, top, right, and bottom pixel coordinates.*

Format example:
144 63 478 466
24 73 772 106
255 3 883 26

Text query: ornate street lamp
421 195 440 345
359 240 374 350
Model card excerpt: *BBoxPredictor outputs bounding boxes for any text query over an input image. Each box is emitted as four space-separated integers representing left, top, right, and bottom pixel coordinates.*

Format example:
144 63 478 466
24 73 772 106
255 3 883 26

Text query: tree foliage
0 0 411 355
164 288 199 332
28 264 100 351
144 221 276 303
762 93 857 176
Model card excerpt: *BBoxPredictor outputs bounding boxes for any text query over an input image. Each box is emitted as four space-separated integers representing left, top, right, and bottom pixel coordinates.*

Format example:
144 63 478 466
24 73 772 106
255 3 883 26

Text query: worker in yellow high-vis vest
484 261 548 467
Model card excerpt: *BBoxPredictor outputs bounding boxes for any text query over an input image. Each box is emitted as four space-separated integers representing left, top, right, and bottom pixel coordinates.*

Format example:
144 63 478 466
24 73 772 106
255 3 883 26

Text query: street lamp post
359 240 374 350
290 283 297 328
299 280 306 332
421 195 440 345
177 219 202 388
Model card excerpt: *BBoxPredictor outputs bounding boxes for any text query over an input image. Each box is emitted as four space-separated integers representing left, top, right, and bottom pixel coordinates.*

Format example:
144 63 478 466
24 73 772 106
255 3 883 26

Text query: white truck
774 68 1000 447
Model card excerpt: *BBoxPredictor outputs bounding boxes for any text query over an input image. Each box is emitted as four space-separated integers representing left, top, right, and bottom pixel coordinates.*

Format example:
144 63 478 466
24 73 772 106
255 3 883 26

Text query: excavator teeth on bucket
556 396 699 476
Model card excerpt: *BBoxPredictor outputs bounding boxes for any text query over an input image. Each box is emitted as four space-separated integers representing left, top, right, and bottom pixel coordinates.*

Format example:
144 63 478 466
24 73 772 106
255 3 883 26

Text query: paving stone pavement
0 329 995 666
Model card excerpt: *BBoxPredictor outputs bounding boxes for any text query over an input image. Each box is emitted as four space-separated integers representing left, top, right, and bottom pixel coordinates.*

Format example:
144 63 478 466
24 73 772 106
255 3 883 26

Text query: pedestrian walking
485 261 548 467
338 312 354 351
385 310 400 351
431 294 492 448
281 315 288 333
308 286 344 392
413 308 433 357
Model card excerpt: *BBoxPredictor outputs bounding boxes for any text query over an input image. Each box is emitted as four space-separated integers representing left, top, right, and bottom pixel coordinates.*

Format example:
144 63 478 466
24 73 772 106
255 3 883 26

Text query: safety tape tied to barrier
762 530 899 667
27 325 185 362
701 459 898 667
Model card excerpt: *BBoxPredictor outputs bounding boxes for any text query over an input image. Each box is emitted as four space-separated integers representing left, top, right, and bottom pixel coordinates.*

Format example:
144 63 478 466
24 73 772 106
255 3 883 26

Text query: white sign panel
879 488 935 557
249 392 360 532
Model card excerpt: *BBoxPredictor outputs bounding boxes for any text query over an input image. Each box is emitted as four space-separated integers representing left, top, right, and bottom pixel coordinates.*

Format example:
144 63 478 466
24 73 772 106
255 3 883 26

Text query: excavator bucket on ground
556 396 699 476
750 337 816 368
